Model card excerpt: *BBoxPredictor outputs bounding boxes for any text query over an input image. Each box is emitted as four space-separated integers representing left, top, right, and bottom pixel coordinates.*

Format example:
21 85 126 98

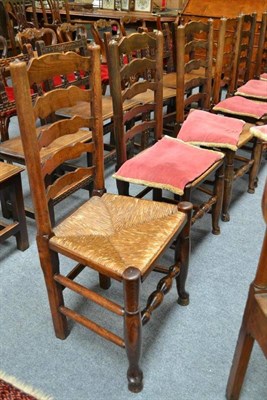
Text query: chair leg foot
127 368 144 393
222 212 230 222
247 188 255 194
212 227 221 235
177 294 189 306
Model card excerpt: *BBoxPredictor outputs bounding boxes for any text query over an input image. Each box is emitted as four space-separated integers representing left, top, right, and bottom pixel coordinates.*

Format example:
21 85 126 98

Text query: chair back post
106 36 125 165
205 18 214 110
213 17 227 105
176 24 185 123
254 180 267 289
10 59 52 236
255 11 267 79
90 44 105 193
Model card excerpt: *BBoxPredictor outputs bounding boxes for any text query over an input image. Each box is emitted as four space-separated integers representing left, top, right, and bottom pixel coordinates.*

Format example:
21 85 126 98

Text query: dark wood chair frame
10 47 193 393
226 179 267 400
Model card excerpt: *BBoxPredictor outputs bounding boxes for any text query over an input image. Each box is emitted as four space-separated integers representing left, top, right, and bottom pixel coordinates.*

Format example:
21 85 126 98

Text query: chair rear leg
117 179 130 196
123 267 143 393
37 235 69 340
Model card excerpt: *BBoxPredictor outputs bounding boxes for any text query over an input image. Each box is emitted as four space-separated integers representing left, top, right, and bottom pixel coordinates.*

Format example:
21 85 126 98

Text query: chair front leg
175 201 192 306
212 162 224 235
248 137 262 193
222 150 235 222
123 267 143 393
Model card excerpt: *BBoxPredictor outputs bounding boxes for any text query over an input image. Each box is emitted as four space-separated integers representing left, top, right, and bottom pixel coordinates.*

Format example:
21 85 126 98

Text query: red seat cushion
101 64 109 82
178 109 245 151
113 136 224 195
235 79 267 100
213 96 267 120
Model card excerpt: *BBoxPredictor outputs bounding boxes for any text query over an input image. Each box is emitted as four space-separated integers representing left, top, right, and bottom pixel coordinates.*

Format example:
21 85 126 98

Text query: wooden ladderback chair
91 19 121 64
15 27 58 52
107 30 225 235
0 51 33 141
10 46 194 393
3 0 38 54
37 0 71 26
226 179 267 400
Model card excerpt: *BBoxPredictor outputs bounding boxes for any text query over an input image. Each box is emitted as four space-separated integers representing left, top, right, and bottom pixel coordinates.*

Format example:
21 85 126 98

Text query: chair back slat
33 86 91 119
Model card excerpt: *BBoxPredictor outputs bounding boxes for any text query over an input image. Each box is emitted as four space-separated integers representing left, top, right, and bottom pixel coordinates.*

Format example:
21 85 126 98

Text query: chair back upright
0 36 8 58
255 11 267 79
175 19 214 126
9 47 104 236
105 30 164 169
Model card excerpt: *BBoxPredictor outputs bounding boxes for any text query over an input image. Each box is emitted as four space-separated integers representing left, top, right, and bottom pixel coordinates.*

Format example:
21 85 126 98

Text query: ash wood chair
0 161 29 250
226 179 267 400
174 21 262 222
0 51 96 223
10 47 194 392
107 30 225 235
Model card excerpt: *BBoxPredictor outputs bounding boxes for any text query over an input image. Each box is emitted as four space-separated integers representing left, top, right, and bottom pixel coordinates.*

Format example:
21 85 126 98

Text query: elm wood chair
0 50 97 223
0 161 29 250
226 179 267 400
0 51 33 142
15 27 58 52
10 52 194 393
107 31 225 235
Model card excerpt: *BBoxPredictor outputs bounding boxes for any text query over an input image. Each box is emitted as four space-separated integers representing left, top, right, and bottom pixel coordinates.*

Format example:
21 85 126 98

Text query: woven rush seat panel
51 193 186 280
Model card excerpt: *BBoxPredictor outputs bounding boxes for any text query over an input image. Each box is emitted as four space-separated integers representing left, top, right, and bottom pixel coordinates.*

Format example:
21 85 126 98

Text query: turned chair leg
248 138 262 194
212 162 224 235
9 174 29 251
175 201 192 306
123 267 143 393
222 150 235 222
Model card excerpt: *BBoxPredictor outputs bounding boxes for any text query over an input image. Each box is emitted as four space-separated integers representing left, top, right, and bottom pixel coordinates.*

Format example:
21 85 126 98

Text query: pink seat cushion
260 73 267 81
235 79 267 99
113 136 223 195
178 109 245 151
213 96 267 120
250 125 267 141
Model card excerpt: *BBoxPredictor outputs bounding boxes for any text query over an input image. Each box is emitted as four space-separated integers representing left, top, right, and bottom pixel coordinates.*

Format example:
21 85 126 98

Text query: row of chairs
1 15 266 394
